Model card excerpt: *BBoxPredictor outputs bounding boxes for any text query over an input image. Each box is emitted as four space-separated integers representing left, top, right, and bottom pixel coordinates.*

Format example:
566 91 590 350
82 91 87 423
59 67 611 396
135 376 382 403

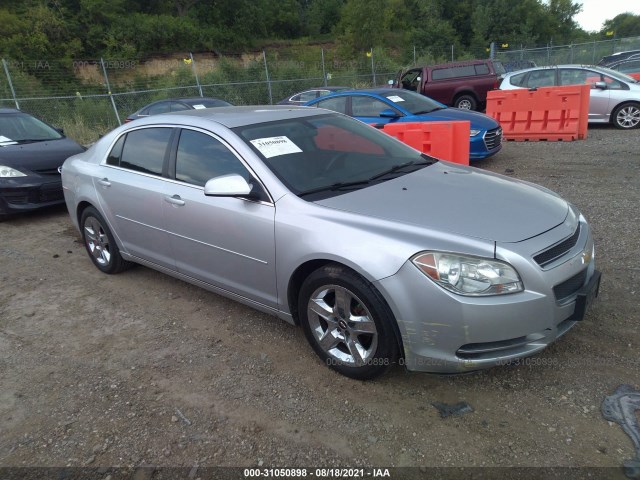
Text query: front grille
1 190 30 205
457 332 547 360
534 223 581 267
553 268 587 302
484 127 502 150
39 184 64 202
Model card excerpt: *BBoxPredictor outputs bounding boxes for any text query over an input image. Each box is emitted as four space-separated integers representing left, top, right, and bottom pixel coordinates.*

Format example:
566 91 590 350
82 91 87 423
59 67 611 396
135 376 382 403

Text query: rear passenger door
97 127 177 269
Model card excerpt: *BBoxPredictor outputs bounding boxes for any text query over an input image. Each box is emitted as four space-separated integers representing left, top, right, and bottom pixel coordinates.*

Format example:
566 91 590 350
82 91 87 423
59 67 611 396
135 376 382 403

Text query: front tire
80 206 132 274
454 94 477 110
612 103 640 129
298 263 399 380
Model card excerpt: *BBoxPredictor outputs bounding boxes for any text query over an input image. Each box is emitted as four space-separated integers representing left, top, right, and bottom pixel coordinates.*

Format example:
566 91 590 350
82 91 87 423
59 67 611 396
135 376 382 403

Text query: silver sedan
61 106 601 379
499 64 640 129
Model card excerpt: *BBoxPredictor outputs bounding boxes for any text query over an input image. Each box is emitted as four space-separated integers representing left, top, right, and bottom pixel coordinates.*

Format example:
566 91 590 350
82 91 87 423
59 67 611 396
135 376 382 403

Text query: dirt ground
1 126 639 477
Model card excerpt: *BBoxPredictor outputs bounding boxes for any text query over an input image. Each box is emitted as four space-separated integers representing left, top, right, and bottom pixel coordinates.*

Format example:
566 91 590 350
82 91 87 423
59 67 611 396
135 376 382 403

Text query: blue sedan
304 89 502 160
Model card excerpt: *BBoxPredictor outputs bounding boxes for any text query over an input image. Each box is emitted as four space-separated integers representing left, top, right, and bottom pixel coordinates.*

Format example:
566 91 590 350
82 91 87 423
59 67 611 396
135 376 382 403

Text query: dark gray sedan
61 106 601 379
0 108 85 217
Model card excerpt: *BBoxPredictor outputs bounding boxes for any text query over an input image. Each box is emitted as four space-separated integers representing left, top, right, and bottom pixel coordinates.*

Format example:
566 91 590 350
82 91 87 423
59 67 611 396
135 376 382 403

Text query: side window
475 64 490 75
290 94 302 102
315 96 348 114
601 74 624 90
401 69 422 90
509 72 527 87
351 97 394 117
175 129 251 187
450 65 476 78
559 69 588 86
298 91 319 102
106 135 125 166
432 68 452 80
147 102 172 115
525 70 556 88
120 127 172 176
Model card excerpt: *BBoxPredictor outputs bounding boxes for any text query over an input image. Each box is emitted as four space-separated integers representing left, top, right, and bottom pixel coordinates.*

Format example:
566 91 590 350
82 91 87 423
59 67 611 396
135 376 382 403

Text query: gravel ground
1 125 639 476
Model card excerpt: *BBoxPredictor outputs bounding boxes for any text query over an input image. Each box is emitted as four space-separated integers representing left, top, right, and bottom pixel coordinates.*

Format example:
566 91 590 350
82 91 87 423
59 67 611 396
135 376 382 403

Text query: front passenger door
162 128 278 308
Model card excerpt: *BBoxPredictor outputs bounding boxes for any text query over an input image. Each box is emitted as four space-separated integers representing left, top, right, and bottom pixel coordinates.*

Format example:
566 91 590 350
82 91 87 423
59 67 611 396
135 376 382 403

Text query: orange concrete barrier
380 121 471 165
486 85 589 141
629 72 640 81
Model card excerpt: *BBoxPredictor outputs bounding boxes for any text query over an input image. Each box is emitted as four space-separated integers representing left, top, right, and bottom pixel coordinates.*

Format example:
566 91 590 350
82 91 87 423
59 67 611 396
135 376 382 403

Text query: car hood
0 137 85 171
313 162 568 243
410 108 499 129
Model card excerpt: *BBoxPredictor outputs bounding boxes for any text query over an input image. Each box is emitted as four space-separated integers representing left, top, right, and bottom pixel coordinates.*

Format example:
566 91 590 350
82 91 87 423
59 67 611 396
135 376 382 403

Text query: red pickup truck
391 59 505 111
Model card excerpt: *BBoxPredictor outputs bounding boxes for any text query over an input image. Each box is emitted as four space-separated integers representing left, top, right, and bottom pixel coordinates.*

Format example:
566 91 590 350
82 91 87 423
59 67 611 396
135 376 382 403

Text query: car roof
0 108 24 115
502 64 606 75
151 105 327 128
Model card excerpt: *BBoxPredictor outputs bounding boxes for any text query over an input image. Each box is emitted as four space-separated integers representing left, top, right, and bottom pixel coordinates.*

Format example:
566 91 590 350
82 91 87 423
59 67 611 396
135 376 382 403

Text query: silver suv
499 65 640 129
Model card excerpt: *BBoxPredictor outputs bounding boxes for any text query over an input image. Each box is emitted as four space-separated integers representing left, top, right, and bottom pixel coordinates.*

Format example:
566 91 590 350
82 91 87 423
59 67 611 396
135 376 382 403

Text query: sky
574 0 640 32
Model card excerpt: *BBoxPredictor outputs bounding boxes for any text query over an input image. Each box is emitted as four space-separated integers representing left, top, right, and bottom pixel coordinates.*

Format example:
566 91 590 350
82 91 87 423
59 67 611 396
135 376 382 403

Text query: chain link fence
2 36 640 144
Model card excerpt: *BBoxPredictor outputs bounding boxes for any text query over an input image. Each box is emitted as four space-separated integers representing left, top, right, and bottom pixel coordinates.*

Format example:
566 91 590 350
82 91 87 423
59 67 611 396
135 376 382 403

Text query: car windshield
187 99 232 108
0 113 63 143
593 65 638 83
233 113 436 200
377 90 445 114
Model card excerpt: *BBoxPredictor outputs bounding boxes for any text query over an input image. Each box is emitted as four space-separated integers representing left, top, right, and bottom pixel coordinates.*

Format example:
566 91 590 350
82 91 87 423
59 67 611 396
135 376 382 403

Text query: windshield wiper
413 107 446 114
298 180 372 197
367 159 434 182
12 138 50 144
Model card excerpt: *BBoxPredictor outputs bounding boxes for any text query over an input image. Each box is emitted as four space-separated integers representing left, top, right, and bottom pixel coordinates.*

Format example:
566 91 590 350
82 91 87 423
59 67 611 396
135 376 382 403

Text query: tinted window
120 128 172 175
351 97 395 116
509 72 527 87
106 135 125 166
315 97 348 114
525 70 556 88
432 65 477 80
176 129 251 187
147 102 172 115
475 64 490 75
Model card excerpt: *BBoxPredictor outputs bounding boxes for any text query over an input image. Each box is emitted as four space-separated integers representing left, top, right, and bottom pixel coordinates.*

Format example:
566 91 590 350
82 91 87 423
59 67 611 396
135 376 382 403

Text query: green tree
602 13 640 37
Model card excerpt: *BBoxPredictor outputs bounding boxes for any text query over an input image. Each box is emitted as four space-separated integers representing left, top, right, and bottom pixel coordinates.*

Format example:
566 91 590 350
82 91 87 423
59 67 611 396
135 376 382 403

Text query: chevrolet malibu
61 106 601 379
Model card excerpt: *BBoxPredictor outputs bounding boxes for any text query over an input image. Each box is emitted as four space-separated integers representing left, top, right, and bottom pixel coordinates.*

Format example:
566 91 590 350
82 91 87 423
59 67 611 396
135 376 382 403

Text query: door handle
164 194 185 206
97 178 111 187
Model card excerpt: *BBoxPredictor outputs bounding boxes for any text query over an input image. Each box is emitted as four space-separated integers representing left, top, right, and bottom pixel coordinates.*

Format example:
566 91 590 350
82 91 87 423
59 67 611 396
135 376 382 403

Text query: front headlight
412 251 523 296
0 166 27 177
470 129 482 136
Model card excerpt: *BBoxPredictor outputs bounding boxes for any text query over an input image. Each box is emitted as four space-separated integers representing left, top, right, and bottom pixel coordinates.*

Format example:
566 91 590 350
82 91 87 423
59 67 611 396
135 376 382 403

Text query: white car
499 65 640 129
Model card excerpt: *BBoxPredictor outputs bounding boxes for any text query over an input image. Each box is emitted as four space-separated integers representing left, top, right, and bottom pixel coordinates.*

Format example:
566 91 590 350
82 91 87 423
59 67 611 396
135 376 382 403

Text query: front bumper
374 218 599 373
0 177 64 215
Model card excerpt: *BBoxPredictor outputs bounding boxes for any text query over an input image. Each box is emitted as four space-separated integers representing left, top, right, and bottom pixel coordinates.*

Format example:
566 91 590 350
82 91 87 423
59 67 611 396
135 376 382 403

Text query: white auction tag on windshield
0 135 17 145
250 136 302 158
192 104 206 109
387 95 405 103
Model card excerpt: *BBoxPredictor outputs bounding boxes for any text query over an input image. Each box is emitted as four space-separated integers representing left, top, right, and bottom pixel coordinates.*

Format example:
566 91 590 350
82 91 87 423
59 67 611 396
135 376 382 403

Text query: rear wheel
454 94 477 110
298 263 399 380
80 206 132 274
612 103 640 129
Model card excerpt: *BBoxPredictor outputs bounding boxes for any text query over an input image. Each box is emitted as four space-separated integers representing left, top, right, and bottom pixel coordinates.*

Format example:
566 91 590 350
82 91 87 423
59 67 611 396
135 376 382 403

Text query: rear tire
80 206 132 274
298 263 399 380
454 94 478 110
611 102 640 129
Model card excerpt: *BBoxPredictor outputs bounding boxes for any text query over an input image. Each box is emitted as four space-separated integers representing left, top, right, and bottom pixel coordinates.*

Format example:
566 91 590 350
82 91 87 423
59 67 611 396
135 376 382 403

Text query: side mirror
379 108 401 118
204 174 254 198
594 81 607 89
55 128 65 135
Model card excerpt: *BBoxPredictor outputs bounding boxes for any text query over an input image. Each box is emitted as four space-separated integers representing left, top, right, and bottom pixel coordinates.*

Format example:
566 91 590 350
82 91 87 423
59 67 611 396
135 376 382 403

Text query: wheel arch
286 258 405 359
610 100 640 126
